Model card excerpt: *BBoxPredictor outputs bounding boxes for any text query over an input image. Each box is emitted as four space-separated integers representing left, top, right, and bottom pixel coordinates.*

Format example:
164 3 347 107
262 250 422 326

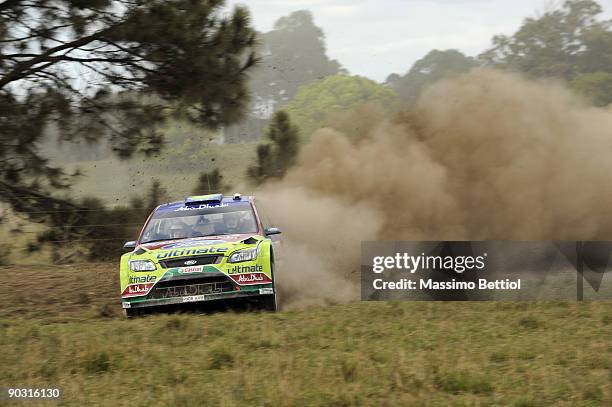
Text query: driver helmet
192 215 214 235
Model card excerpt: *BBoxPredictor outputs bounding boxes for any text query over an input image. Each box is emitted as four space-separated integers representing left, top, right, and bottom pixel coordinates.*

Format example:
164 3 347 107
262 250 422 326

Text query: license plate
180 265 204 273
182 295 207 303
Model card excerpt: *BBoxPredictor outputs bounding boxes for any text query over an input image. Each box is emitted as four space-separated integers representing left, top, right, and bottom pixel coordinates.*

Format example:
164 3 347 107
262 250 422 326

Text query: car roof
154 194 253 213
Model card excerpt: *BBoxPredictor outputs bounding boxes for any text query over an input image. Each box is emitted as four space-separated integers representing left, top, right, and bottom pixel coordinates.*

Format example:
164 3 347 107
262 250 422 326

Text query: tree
247 111 299 184
224 10 343 143
152 119 220 170
251 10 343 108
283 75 400 140
571 71 612 105
144 179 168 211
0 0 258 218
386 49 478 105
31 179 167 263
479 0 612 81
193 168 229 195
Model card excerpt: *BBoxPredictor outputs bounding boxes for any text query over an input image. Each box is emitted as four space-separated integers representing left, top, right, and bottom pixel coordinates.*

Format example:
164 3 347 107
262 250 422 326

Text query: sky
227 0 612 82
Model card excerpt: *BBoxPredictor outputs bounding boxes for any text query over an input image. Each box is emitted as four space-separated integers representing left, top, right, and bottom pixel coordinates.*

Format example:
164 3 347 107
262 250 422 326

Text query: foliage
0 243 10 265
479 0 612 83
29 179 167 263
386 49 478 105
250 10 343 108
321 103 389 143
143 179 168 210
385 1 612 106
224 10 342 143
154 119 221 166
0 0 258 220
60 141 257 201
284 75 400 140
193 168 230 195
570 71 612 105
247 111 299 185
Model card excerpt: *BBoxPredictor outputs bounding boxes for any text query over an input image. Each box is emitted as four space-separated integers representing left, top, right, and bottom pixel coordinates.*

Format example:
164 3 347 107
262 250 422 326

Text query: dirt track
0 263 120 319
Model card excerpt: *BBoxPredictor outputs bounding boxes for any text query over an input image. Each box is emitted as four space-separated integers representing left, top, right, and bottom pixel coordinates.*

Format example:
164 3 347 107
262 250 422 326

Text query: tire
265 257 279 312
125 308 142 318
259 294 278 312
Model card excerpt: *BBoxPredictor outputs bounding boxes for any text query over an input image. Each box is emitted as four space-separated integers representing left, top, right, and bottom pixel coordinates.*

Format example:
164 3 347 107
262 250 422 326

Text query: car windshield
140 202 258 243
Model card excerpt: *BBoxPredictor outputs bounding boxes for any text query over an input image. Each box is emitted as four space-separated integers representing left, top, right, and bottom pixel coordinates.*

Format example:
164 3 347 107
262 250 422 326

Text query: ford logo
184 260 197 266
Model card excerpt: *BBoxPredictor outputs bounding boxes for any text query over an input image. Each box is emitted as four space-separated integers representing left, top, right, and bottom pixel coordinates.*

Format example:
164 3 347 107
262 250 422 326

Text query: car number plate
182 295 207 303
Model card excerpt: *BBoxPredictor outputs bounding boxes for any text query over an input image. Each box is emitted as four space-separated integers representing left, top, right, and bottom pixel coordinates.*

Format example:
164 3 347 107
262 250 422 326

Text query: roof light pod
233 193 242 201
184 193 223 206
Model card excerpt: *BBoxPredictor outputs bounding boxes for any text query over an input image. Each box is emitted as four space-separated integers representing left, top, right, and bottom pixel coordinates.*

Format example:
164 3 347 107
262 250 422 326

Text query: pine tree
193 169 230 195
247 111 299 184
0 0 258 218
146 179 168 211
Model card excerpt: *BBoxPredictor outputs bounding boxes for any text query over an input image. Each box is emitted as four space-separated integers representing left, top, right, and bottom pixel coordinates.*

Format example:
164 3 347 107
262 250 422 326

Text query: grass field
0 264 611 406
0 140 259 265
63 141 258 205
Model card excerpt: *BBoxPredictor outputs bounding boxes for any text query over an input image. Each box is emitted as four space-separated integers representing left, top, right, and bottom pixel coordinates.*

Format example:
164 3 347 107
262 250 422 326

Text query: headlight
228 247 259 263
129 260 156 271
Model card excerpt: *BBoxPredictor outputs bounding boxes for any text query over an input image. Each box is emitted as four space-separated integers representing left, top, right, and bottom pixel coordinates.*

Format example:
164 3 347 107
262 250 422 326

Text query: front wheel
125 308 143 318
258 294 278 312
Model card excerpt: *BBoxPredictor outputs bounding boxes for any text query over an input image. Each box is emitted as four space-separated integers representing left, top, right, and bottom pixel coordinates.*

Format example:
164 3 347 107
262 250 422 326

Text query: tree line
2 0 612 262
388 0 612 106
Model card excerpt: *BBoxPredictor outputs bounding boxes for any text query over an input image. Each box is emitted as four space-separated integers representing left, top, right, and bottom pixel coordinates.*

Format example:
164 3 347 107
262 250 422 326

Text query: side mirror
123 241 137 251
264 227 282 236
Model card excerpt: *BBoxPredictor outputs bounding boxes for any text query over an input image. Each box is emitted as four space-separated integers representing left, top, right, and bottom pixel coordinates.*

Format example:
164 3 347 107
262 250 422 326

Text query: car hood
139 233 258 251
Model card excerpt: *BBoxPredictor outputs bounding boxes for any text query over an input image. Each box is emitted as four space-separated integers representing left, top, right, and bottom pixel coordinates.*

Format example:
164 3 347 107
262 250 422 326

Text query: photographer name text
371 253 521 291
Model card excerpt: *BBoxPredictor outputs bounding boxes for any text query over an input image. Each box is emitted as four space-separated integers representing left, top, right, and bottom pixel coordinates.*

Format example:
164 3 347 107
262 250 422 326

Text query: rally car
119 193 280 317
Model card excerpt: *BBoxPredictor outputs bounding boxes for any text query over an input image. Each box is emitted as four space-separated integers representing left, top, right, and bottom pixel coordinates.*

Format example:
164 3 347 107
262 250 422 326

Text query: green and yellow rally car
120 193 280 317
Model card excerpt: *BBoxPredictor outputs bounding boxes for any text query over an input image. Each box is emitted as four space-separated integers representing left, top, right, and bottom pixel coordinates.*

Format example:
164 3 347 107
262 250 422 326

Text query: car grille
159 255 221 269
147 276 234 299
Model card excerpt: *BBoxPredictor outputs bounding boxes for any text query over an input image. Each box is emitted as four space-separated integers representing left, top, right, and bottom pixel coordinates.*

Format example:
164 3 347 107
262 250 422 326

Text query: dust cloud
258 69 612 309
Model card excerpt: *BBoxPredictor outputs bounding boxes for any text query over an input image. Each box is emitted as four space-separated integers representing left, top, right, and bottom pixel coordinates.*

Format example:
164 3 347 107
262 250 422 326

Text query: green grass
0 265 611 406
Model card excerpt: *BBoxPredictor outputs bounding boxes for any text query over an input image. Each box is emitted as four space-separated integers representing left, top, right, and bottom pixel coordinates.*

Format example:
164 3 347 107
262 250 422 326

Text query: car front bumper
122 286 274 309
